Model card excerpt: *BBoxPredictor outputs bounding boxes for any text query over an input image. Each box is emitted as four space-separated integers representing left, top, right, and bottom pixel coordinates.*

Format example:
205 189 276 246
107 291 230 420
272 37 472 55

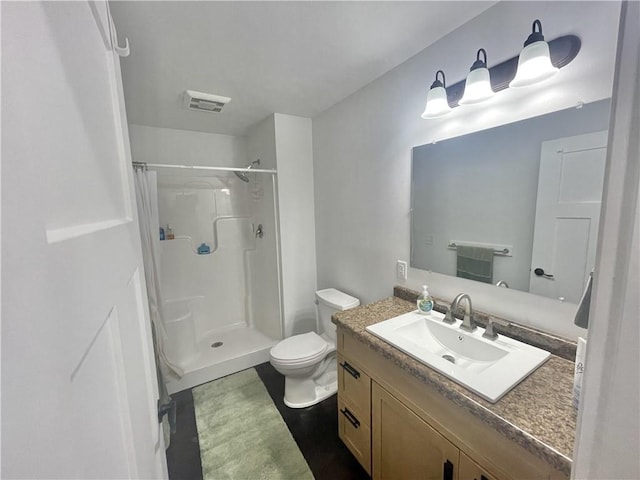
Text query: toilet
269 288 360 408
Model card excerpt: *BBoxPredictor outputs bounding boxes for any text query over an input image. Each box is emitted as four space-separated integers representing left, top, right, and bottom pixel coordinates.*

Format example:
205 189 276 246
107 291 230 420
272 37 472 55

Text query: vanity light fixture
459 48 495 105
421 70 452 118
510 20 559 88
420 20 580 119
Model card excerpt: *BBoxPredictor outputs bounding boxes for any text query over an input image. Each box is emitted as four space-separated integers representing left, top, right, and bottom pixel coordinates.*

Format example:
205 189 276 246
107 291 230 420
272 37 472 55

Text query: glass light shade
421 86 452 118
509 40 559 88
459 67 494 105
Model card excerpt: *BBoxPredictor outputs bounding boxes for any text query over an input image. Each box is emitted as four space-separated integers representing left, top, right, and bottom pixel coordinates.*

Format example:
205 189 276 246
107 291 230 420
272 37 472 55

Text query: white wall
313 1 620 339
246 114 318 338
274 114 318 336
129 124 247 167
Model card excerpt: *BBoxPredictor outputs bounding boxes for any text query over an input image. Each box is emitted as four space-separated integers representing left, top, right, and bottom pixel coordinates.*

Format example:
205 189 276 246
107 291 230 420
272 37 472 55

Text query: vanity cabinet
337 353 372 474
337 327 568 480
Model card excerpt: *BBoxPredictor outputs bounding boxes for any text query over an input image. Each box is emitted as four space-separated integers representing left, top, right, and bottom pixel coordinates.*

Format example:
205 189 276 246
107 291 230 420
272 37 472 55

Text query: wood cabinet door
373 382 459 480
458 452 499 480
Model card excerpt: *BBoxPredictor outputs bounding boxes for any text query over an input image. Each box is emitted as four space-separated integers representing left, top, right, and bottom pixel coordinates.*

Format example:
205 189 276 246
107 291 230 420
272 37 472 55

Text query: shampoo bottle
417 285 433 315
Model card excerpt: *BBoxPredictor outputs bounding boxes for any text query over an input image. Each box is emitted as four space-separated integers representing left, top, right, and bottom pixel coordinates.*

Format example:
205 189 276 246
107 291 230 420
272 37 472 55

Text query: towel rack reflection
448 242 511 256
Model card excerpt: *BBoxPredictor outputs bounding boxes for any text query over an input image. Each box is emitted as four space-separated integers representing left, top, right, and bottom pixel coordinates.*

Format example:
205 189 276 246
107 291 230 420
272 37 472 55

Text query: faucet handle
442 308 456 325
482 318 509 340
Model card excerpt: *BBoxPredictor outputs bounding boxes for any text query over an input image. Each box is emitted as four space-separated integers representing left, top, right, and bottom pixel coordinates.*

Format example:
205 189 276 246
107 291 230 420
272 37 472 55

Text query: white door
529 131 608 303
2 2 167 478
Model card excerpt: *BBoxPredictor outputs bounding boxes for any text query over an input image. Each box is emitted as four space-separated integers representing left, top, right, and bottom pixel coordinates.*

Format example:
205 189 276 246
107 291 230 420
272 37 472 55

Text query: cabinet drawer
338 396 372 475
338 353 371 420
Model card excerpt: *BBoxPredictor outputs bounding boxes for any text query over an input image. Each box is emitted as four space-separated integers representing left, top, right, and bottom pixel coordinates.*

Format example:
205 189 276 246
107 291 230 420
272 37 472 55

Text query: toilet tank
315 288 360 340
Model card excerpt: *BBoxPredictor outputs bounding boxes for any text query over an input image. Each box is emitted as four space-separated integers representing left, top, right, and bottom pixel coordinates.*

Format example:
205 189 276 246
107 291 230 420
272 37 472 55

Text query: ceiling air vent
184 90 231 113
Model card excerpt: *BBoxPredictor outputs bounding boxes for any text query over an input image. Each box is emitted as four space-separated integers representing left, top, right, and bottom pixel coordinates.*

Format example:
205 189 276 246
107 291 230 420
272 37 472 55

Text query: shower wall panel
158 174 256 338
246 174 281 340
246 116 284 340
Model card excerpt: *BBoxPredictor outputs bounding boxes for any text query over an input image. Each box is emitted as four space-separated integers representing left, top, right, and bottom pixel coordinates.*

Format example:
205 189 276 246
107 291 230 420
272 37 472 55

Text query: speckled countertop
333 292 577 477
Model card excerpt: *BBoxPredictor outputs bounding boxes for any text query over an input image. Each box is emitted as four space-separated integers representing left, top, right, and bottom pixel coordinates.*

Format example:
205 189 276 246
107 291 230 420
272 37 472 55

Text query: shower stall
137 161 283 394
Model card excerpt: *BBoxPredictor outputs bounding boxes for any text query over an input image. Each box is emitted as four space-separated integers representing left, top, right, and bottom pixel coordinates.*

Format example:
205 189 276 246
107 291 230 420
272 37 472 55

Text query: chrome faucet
449 293 477 332
495 280 510 288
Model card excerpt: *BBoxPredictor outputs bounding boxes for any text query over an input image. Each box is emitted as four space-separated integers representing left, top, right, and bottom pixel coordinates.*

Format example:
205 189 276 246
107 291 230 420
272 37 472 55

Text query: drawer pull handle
340 407 360 429
340 361 361 379
443 459 454 480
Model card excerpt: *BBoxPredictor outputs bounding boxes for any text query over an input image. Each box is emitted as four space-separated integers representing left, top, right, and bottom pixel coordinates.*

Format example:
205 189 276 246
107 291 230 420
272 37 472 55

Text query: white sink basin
365 310 550 403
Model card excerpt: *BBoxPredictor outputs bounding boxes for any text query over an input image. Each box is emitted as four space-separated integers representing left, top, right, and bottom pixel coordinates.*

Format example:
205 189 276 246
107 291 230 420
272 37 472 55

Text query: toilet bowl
269 288 360 408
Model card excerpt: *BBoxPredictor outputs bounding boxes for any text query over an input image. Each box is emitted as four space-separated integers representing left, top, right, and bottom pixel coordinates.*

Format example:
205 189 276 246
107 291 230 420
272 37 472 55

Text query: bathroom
1 1 638 479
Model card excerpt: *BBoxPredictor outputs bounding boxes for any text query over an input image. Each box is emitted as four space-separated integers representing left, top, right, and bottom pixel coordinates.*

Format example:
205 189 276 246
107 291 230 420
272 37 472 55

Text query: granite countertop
333 293 577 477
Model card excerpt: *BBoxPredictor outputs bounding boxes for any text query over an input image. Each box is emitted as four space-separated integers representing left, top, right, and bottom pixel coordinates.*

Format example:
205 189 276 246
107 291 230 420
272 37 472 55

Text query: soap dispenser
417 285 434 315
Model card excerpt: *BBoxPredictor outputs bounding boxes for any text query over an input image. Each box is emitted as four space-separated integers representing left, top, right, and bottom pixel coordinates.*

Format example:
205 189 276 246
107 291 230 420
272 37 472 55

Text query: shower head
234 159 260 183
234 171 250 183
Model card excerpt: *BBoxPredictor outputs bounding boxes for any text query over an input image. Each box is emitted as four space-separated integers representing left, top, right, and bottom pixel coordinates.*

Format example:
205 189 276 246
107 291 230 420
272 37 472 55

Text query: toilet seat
270 332 328 366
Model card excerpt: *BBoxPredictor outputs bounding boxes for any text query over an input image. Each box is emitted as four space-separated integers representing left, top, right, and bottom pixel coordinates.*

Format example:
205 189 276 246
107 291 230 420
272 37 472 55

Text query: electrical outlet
396 260 408 280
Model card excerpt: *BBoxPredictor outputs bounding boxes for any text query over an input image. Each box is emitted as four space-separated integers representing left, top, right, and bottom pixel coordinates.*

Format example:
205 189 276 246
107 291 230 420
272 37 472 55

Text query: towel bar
448 242 510 256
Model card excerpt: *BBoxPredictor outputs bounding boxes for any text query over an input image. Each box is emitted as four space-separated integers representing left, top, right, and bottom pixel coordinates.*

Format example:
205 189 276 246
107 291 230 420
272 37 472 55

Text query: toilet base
284 377 337 408
282 362 338 408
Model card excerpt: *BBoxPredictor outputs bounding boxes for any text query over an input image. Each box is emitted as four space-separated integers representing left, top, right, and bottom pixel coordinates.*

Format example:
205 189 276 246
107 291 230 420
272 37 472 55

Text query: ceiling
110 1 496 137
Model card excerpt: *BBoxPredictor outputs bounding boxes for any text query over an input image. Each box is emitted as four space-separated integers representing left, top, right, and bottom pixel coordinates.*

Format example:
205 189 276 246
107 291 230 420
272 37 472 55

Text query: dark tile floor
166 362 370 480
165 388 203 480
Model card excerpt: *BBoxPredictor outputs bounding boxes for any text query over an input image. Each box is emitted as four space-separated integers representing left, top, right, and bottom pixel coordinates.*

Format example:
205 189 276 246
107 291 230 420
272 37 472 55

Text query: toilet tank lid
315 288 360 310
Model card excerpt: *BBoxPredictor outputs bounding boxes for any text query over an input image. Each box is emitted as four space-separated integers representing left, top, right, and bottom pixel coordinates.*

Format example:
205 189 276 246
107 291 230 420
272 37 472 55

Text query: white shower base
166 325 278 394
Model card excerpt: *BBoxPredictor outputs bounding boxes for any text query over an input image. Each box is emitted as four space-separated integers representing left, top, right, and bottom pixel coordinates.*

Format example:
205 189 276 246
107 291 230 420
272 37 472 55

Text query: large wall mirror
411 99 611 304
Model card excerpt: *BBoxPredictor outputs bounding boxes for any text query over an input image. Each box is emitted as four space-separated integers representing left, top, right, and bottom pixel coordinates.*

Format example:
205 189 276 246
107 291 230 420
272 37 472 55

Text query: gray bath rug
193 368 314 480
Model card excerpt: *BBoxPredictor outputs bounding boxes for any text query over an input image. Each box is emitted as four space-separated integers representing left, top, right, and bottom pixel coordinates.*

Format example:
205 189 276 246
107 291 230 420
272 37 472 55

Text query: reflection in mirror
411 99 611 303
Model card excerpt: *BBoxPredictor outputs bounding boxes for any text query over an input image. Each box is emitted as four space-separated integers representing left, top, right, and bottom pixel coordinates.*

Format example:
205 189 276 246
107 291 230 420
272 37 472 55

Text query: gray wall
312 1 620 339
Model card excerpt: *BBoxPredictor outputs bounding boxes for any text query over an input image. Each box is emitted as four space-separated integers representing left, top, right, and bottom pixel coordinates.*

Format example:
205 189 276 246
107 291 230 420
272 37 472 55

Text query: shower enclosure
142 162 282 393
